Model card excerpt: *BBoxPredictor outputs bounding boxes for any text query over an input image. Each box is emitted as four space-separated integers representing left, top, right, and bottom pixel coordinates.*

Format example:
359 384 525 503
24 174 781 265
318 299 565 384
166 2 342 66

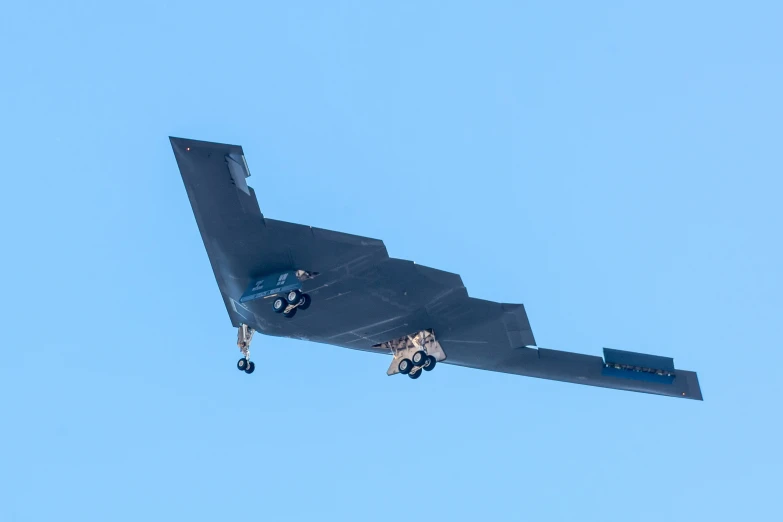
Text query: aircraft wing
170 136 703 401
170 137 390 327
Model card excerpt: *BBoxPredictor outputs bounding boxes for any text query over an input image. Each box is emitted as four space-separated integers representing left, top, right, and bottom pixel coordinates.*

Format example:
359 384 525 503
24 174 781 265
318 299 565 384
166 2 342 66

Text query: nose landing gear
236 324 256 375
237 358 255 374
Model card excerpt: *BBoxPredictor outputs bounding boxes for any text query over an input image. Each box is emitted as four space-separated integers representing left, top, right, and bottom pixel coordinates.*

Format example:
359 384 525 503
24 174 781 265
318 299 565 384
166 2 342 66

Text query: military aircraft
170 137 703 400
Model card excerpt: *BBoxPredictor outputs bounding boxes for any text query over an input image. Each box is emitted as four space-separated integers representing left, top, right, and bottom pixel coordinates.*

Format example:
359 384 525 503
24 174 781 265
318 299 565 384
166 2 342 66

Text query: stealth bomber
170 137 702 400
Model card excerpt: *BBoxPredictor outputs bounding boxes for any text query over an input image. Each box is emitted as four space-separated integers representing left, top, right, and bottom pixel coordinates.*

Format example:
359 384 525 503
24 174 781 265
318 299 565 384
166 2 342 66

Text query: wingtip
169 136 189 156
167 136 244 155
689 372 704 401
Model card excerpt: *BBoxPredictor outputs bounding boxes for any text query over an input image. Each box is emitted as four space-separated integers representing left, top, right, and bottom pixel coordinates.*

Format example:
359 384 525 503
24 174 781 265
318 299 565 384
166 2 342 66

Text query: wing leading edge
170 136 703 401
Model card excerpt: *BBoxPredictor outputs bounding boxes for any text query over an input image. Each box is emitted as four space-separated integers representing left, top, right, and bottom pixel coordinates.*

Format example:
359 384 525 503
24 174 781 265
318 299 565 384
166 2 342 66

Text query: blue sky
1 1 781 521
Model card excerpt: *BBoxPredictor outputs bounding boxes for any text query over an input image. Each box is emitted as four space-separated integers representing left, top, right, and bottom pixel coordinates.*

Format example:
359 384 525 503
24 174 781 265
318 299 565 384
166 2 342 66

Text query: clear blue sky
1 2 781 521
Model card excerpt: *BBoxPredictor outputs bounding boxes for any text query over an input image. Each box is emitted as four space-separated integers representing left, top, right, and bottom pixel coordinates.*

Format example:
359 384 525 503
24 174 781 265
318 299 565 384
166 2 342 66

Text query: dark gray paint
170 137 703 400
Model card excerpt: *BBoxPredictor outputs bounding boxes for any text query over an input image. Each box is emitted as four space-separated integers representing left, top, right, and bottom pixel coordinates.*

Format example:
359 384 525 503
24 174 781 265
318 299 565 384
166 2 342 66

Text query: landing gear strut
236 324 255 374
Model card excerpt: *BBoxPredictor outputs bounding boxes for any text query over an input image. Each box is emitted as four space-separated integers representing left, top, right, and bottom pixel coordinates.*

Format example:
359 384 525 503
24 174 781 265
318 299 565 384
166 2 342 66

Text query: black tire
412 350 427 366
286 289 302 305
423 355 437 371
272 297 287 313
298 293 311 310
398 358 413 375
244 361 255 374
283 307 297 318
237 358 248 371
408 368 422 380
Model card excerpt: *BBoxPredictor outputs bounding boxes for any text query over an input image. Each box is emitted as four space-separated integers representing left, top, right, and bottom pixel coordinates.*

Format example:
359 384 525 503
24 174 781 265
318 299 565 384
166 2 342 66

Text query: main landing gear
271 289 312 318
378 330 446 380
236 324 256 375
396 351 437 379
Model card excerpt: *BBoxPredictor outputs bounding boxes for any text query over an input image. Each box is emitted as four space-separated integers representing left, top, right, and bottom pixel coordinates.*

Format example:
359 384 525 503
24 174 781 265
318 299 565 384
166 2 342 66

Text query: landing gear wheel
398 358 413 375
283 307 297 318
298 293 311 310
286 289 302 305
412 350 427 366
408 368 422 380
423 355 437 371
237 358 249 371
244 361 255 374
272 297 287 313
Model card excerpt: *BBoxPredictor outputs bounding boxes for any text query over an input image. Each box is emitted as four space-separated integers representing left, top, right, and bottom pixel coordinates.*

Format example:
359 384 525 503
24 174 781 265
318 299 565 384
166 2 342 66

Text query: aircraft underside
170 136 703 400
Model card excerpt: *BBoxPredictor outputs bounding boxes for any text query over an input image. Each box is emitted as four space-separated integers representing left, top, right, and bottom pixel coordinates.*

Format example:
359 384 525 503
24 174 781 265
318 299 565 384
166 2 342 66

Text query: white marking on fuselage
370 324 409 339
440 339 489 344
306 280 336 293
327 315 406 340
230 298 250 319
325 291 352 301
343 322 411 344
330 253 376 272
345 333 375 344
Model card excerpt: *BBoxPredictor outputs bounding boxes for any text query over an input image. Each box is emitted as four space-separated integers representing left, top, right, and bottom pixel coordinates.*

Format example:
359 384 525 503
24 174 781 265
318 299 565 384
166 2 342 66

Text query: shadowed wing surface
171 137 702 400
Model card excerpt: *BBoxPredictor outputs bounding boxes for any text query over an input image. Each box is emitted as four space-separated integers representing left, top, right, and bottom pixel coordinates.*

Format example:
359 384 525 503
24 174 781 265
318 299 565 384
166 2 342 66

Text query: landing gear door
239 270 301 303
